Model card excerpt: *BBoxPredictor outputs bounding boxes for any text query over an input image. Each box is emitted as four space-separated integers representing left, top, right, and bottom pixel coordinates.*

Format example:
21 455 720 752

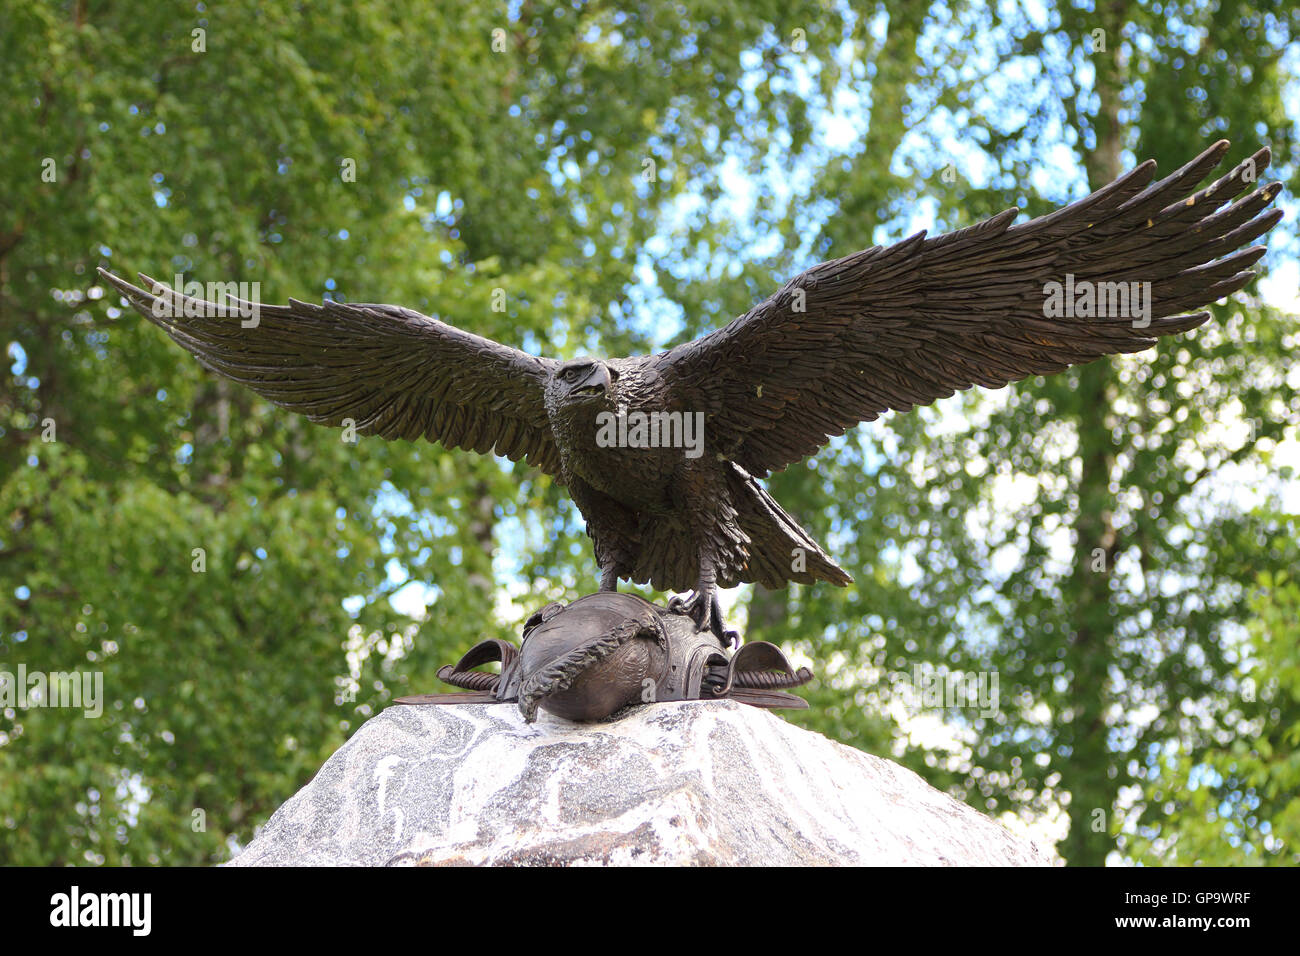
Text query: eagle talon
667 590 705 620
667 588 732 643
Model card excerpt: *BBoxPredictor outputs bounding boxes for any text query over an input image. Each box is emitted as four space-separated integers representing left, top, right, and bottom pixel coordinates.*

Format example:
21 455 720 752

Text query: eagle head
545 358 617 416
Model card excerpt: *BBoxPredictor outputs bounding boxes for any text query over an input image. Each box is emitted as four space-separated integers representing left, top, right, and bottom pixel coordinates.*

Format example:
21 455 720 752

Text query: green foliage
1129 527 1300 865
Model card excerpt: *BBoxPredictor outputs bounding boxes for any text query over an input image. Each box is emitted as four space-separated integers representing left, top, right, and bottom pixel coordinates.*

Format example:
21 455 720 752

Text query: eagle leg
667 565 734 645
599 563 621 592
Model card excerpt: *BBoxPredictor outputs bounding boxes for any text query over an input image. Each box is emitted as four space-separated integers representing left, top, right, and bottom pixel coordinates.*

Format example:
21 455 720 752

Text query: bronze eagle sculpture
98 140 1282 641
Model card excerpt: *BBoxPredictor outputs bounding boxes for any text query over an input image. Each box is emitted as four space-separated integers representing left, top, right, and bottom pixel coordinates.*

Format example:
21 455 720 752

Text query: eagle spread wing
96 269 563 476
98 141 1280 640
653 140 1283 478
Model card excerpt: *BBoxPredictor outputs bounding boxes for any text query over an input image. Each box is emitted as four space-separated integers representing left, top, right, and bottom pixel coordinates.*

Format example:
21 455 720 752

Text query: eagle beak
574 365 611 397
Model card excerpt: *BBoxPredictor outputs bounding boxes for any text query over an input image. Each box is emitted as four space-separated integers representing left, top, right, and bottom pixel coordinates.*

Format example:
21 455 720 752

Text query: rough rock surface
227 700 1056 866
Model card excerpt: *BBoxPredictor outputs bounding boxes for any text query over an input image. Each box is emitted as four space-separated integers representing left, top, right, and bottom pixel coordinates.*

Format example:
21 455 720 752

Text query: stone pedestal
227 700 1056 866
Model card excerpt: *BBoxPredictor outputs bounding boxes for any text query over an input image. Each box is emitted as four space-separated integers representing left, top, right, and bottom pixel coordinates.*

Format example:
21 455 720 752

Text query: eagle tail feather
726 465 853 589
